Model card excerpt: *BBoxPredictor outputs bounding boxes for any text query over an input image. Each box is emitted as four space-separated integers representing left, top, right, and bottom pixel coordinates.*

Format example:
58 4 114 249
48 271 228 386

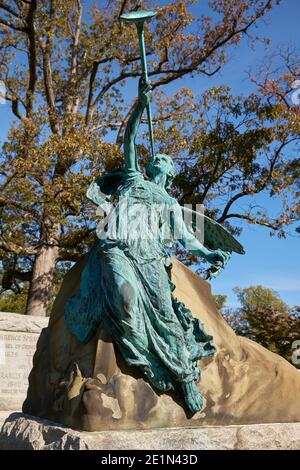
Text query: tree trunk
25 243 59 316
26 218 60 317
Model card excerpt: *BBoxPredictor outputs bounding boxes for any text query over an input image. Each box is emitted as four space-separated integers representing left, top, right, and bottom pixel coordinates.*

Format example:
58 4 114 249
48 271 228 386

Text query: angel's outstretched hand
204 249 231 280
205 249 229 267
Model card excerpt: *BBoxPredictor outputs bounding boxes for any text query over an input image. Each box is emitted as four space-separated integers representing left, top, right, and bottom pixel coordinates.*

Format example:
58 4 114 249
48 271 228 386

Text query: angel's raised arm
123 77 151 172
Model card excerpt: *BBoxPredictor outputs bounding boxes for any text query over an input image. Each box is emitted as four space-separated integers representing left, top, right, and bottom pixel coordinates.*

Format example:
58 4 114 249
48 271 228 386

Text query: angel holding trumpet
64 9 244 414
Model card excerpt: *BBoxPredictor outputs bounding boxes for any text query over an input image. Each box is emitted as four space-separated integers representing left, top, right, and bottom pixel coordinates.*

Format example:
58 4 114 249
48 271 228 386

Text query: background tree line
214 286 300 368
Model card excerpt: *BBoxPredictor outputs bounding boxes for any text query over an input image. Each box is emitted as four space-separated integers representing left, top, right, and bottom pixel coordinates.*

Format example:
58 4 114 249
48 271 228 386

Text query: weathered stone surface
23 257 300 431
1 413 300 450
0 312 48 411
0 312 48 334
0 411 13 430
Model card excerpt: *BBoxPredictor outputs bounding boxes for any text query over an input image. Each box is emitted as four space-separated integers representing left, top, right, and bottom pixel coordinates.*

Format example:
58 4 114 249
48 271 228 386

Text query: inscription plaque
0 331 40 410
0 313 48 411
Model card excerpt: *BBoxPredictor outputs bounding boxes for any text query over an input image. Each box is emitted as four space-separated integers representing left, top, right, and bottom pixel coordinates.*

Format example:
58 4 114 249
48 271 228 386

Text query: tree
234 285 290 315
158 74 299 269
0 289 28 314
213 294 227 311
0 0 289 315
222 285 300 366
155 82 300 237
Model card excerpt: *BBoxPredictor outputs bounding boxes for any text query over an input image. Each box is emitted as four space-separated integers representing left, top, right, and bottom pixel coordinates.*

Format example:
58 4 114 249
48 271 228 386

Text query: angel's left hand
205 249 230 269
203 249 231 279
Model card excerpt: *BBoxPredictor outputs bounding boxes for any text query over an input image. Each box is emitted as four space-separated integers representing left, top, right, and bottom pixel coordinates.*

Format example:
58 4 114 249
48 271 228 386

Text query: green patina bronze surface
120 10 157 22
64 9 244 414
120 9 156 158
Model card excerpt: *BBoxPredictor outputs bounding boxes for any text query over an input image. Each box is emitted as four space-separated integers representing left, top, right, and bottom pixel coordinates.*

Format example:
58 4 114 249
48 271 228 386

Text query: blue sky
195 0 300 307
0 0 299 308
197 0 300 307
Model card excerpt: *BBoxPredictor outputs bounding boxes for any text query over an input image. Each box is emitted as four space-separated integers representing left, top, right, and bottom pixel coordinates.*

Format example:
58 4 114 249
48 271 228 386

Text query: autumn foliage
0 1 298 315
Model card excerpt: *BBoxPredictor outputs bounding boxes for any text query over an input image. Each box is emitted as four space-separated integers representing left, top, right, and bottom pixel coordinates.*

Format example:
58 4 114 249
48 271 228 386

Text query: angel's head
146 153 176 190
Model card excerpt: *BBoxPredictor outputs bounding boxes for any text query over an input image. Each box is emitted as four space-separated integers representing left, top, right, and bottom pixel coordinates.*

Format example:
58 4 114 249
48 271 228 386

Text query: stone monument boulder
22 257 300 431
0 312 48 428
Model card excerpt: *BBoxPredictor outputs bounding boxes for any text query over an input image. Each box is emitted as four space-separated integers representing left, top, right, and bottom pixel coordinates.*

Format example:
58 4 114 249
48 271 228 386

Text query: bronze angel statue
64 3 244 416
64 75 245 414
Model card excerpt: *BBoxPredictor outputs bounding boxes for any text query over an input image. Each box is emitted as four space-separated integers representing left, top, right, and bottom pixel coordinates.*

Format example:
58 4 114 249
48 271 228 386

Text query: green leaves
1 0 296 314
155 84 299 238
221 285 300 366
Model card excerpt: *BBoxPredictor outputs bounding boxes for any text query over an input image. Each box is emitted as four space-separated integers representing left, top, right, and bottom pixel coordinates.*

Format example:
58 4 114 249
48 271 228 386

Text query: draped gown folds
64 168 216 393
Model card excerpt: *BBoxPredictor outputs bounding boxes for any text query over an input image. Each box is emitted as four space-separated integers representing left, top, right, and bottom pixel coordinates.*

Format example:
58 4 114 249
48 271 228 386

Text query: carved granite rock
1 413 300 450
22 257 300 431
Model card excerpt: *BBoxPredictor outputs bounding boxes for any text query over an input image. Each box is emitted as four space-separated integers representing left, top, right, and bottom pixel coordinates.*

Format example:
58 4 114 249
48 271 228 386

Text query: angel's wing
86 180 111 207
182 206 245 255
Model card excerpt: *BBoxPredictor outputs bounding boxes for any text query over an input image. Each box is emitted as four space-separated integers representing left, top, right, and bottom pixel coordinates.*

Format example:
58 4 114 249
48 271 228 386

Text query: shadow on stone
21 257 300 431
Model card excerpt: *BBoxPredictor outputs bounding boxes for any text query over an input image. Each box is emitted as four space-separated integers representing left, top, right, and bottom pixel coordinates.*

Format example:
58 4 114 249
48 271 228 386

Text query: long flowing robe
64 169 215 392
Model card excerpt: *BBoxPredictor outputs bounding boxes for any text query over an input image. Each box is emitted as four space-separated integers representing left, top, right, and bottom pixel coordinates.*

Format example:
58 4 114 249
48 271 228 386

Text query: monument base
22 259 300 430
0 413 299 450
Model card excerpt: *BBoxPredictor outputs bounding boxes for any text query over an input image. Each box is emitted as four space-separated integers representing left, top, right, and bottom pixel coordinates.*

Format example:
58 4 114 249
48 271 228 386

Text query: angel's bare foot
180 381 203 414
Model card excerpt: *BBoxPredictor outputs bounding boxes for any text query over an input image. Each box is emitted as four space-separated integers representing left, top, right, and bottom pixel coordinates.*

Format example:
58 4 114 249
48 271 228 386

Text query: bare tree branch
219 212 281 231
11 98 27 122
0 1 22 19
24 0 37 117
85 60 100 125
40 1 60 133
0 15 27 32
0 239 37 256
217 138 299 223
218 192 251 223
66 0 82 114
